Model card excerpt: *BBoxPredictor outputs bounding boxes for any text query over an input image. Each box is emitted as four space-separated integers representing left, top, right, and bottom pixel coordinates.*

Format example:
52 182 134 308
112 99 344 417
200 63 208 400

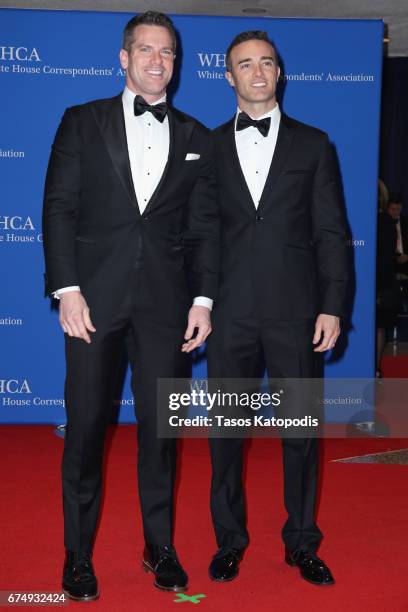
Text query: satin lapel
143 107 194 216
220 118 256 212
258 114 295 212
91 95 138 210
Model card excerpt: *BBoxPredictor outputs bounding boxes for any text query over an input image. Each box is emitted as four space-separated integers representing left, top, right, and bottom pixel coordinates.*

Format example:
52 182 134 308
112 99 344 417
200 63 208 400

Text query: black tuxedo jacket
377 211 397 291
212 113 349 320
43 94 219 325
396 215 408 274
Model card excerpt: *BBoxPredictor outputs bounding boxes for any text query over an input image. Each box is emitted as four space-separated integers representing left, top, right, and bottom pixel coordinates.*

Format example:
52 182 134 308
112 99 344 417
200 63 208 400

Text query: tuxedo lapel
258 114 295 212
91 95 139 210
220 118 256 212
143 107 194 215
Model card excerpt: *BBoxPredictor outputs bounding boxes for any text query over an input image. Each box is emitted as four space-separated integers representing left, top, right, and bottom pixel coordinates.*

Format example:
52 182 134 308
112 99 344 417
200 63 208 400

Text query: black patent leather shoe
142 544 188 592
285 548 335 585
62 551 99 601
209 547 243 582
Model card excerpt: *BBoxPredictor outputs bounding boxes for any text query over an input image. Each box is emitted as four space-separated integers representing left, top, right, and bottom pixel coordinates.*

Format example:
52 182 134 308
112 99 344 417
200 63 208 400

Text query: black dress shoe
142 544 188 592
285 548 335 585
209 547 243 582
62 551 99 601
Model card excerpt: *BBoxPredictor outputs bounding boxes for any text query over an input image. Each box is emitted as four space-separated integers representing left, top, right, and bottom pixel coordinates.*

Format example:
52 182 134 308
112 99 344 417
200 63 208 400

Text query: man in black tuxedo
207 31 348 586
43 11 219 600
386 194 408 272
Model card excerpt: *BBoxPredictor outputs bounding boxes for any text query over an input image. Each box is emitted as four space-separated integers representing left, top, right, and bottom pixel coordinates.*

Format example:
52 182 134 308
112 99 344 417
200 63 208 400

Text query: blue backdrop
0 10 383 423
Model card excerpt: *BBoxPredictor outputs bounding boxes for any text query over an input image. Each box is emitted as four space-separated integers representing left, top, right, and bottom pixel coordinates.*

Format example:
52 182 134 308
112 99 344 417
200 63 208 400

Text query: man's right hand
59 292 96 344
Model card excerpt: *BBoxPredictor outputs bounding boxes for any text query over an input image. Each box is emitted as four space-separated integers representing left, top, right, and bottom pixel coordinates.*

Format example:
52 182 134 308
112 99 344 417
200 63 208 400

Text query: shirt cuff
53 286 81 300
193 296 213 311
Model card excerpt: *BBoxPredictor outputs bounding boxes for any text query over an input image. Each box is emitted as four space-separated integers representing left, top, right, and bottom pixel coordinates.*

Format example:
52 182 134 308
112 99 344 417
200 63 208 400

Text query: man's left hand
182 305 212 353
313 314 340 352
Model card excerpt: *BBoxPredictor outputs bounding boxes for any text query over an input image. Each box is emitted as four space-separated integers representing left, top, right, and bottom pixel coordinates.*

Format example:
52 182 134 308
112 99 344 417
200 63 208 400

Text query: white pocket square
185 153 200 161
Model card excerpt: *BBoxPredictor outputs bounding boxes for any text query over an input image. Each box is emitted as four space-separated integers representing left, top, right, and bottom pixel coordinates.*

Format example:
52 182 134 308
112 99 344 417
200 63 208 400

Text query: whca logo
0 379 32 394
197 53 226 68
0 216 35 231
0 46 41 62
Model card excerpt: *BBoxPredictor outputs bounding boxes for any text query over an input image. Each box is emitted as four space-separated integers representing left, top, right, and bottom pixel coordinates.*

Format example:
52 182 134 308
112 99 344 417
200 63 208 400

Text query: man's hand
397 254 408 264
59 292 96 344
313 313 340 352
182 305 212 353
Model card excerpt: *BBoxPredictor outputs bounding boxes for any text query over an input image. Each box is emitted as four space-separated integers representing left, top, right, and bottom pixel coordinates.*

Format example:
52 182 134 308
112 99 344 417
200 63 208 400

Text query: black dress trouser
207 315 323 553
62 271 189 554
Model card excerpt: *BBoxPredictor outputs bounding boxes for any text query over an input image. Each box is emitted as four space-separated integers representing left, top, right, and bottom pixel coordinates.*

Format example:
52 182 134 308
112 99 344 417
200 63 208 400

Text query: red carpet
1 426 407 611
375 355 408 436
381 354 408 377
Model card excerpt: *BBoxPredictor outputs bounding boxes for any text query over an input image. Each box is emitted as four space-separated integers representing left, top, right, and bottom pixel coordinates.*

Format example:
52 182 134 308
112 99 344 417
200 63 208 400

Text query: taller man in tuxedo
207 31 348 586
43 11 219 600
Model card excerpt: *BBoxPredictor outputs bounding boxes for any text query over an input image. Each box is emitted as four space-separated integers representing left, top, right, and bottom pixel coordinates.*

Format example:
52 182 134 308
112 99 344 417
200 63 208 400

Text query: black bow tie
134 95 167 123
236 111 271 137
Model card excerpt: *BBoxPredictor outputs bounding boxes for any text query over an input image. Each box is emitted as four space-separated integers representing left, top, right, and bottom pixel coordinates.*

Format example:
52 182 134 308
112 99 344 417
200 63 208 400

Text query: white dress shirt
396 219 404 255
122 86 169 214
55 87 212 310
235 104 281 208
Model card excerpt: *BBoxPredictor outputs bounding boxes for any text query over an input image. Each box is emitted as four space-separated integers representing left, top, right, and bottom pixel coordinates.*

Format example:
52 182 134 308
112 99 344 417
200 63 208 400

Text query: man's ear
119 48 128 70
225 70 235 87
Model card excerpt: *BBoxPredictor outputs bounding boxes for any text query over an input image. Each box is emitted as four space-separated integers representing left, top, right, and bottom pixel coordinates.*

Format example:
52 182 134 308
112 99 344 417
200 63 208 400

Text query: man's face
226 39 280 109
387 203 402 220
119 24 174 102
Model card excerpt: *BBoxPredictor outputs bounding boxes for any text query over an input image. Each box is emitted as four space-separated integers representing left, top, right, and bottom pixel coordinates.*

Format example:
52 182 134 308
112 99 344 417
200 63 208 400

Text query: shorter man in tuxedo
207 31 348 586
43 11 218 600
376 195 405 374
386 194 408 268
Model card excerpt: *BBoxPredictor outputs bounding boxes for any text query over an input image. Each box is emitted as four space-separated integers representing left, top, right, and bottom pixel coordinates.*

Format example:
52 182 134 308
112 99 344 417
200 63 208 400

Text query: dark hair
122 11 177 53
388 193 402 205
226 30 278 71
388 193 403 207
